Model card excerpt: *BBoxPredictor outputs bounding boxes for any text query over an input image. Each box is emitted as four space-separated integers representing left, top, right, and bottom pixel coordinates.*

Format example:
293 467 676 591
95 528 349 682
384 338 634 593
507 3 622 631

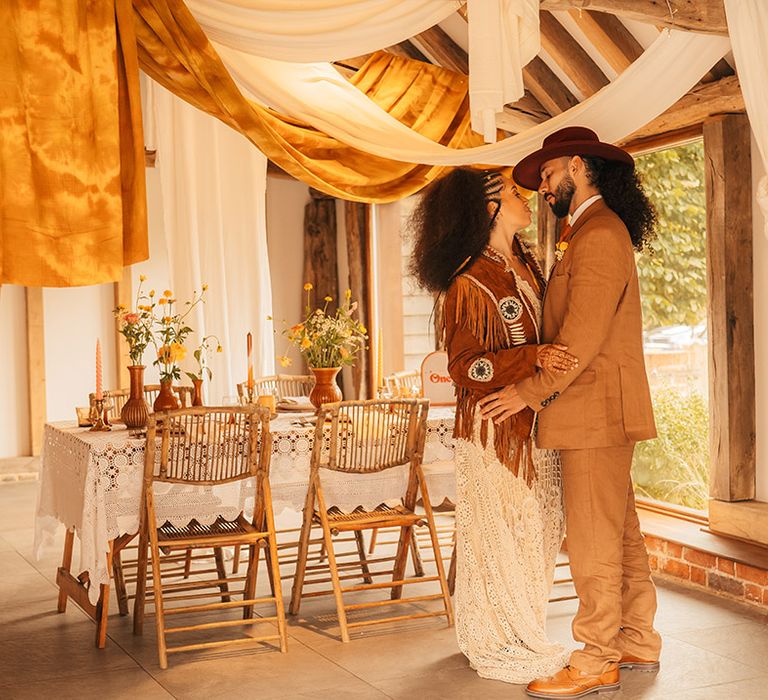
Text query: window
632 140 709 512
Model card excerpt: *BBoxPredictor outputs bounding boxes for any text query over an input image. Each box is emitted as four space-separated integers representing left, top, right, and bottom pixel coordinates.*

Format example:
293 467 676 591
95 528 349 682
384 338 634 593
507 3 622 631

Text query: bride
409 168 577 683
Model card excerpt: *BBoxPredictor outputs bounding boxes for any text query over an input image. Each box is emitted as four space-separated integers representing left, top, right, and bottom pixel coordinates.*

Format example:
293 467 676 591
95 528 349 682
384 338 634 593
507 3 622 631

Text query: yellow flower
339 347 350 359
158 298 167 305
216 345 223 353
149 290 155 297
157 345 171 363
202 283 208 292
139 274 147 282
300 336 312 350
163 289 173 298
266 315 272 321
162 316 172 324
169 342 186 363
116 304 126 312
324 295 332 302
303 282 313 291
345 288 352 299
359 324 367 334
279 355 292 368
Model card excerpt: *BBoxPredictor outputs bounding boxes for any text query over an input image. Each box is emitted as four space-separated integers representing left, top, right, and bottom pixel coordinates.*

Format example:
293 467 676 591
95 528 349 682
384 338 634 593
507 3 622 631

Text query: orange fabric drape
0 0 147 287
133 0 484 203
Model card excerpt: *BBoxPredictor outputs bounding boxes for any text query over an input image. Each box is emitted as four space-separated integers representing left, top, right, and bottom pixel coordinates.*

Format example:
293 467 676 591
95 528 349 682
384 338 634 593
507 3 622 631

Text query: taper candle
95 339 103 400
247 332 254 388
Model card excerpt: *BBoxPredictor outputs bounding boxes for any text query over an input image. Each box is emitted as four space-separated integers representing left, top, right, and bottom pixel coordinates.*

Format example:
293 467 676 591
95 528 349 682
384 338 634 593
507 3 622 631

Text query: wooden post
537 194 558 276
704 113 755 502
345 201 371 399
303 189 339 308
25 287 46 456
113 267 133 389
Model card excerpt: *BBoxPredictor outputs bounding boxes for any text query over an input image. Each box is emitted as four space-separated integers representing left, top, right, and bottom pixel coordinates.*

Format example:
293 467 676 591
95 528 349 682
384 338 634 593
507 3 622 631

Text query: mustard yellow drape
133 0 484 204
0 0 147 287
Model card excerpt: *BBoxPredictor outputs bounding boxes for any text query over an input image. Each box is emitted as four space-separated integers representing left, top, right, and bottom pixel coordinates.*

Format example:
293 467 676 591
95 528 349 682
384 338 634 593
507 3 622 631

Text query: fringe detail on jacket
449 274 537 485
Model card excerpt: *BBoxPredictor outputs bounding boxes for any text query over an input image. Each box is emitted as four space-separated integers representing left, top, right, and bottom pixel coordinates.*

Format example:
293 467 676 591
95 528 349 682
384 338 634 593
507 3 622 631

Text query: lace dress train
454 420 567 684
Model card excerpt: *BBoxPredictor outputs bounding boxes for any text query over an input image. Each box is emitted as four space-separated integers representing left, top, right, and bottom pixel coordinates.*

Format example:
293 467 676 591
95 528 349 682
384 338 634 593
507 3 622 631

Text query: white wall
752 133 768 502
265 176 309 371
0 286 30 456
42 285 118 422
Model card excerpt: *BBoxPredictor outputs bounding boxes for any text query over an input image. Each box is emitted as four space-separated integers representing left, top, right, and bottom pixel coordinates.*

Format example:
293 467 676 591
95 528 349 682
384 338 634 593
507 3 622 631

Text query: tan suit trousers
561 444 662 674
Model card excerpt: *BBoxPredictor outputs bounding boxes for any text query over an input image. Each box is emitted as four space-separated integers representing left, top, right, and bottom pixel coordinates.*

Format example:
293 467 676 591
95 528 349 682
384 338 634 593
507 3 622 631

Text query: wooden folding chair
89 389 129 424
132 406 287 668
289 398 453 642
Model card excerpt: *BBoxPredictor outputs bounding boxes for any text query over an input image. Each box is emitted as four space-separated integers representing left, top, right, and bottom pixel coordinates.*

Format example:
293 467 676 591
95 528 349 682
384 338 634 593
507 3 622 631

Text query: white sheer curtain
217 30 731 166
724 0 768 237
148 80 274 403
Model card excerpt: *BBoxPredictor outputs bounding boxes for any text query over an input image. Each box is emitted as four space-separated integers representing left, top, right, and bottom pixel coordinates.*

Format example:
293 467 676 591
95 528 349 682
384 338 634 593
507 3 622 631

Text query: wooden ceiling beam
385 41 430 63
409 25 469 74
619 75 744 144
540 10 610 97
540 1 728 36
568 9 644 73
523 56 579 114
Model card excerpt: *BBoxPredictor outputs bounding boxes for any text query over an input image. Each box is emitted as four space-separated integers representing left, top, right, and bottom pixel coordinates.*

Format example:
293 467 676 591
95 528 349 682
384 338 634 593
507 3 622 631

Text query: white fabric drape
723 0 768 238
187 0 462 62
216 30 731 167
187 0 532 143
149 80 274 403
468 0 539 142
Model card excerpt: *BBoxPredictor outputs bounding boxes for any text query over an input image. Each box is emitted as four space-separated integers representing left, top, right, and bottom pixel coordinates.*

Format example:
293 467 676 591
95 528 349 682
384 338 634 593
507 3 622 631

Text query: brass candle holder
89 398 111 432
245 384 255 405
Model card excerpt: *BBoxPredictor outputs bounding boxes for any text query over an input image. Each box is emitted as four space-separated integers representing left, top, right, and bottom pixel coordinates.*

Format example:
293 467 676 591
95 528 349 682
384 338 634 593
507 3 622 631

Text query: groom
480 127 661 698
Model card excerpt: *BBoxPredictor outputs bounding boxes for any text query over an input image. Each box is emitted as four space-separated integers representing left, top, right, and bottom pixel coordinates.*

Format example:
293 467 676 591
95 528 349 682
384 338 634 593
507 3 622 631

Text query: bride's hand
536 344 578 374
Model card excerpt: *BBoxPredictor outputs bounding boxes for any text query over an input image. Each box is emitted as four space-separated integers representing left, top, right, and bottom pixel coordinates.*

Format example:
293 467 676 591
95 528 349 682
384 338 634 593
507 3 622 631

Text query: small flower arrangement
149 284 208 382
554 240 569 262
185 335 223 384
279 283 367 369
113 275 154 365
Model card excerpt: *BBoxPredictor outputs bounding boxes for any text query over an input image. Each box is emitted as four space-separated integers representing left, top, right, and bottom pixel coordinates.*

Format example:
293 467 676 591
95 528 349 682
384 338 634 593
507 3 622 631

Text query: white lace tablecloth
34 407 456 604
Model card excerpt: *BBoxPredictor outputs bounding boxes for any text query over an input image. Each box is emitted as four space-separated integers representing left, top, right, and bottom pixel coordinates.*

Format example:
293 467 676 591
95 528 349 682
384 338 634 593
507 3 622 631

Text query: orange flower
303 282 313 291
163 289 173 298
139 274 147 282
158 298 167 305
300 336 312 350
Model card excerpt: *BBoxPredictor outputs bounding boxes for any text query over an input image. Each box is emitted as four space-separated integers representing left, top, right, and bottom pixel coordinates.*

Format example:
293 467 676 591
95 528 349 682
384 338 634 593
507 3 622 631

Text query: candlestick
247 332 254 389
95 339 103 400
89 398 111 432
376 333 383 390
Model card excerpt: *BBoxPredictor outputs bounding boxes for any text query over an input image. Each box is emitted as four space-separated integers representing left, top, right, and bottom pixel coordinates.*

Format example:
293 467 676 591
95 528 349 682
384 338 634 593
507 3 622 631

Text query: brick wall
643 535 768 608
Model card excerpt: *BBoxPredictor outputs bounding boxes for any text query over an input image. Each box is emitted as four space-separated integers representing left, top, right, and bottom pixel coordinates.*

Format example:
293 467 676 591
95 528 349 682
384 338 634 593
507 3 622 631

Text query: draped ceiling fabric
133 0 482 203
0 0 147 287
724 0 768 238
187 0 462 62
213 31 731 167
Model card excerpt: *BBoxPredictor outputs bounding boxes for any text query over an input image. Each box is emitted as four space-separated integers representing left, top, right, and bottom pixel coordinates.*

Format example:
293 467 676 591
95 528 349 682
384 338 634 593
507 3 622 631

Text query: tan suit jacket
516 199 656 449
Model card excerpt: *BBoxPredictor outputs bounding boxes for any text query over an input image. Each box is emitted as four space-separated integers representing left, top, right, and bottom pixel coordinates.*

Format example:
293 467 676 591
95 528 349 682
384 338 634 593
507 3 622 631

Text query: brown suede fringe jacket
442 238 547 483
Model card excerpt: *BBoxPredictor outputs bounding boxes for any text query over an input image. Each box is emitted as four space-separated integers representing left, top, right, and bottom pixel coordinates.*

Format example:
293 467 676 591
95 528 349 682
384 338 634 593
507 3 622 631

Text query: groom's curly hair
409 168 494 293
582 156 657 252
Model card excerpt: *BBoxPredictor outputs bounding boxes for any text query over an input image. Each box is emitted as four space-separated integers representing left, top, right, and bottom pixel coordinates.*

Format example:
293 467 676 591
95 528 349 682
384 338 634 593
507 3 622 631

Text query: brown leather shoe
526 666 620 698
618 655 660 672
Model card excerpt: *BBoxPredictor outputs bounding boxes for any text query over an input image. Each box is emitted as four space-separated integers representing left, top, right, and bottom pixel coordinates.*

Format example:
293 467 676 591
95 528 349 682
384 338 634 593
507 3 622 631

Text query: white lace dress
454 278 568 684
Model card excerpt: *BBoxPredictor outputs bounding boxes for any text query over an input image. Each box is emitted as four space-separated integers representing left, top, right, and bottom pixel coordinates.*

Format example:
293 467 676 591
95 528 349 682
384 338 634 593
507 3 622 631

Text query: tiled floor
2 479 768 700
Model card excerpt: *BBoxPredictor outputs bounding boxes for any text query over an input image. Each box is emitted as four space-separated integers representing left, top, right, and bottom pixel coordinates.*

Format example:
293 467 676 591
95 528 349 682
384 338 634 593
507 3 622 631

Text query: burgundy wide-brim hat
513 126 634 191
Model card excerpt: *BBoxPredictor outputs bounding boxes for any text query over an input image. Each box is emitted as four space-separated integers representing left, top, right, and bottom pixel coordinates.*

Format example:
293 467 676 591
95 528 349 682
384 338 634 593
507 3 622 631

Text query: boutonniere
555 241 569 262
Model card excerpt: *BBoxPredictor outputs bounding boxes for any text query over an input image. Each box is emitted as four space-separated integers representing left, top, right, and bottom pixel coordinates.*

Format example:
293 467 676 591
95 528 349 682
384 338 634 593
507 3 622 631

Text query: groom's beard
547 175 576 218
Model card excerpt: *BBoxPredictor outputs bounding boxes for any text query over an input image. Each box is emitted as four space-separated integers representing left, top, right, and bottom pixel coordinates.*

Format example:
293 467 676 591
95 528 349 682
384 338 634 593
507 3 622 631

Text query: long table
34 407 457 647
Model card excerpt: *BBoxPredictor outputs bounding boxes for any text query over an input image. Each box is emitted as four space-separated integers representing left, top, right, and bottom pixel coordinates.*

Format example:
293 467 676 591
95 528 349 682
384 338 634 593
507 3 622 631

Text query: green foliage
632 386 709 510
635 141 707 330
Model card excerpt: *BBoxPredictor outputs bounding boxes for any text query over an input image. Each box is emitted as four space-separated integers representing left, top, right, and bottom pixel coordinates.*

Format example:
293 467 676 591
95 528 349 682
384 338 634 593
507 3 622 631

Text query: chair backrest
237 374 314 403
89 389 130 422
391 370 422 398
312 399 429 474
143 405 271 485
144 384 193 408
